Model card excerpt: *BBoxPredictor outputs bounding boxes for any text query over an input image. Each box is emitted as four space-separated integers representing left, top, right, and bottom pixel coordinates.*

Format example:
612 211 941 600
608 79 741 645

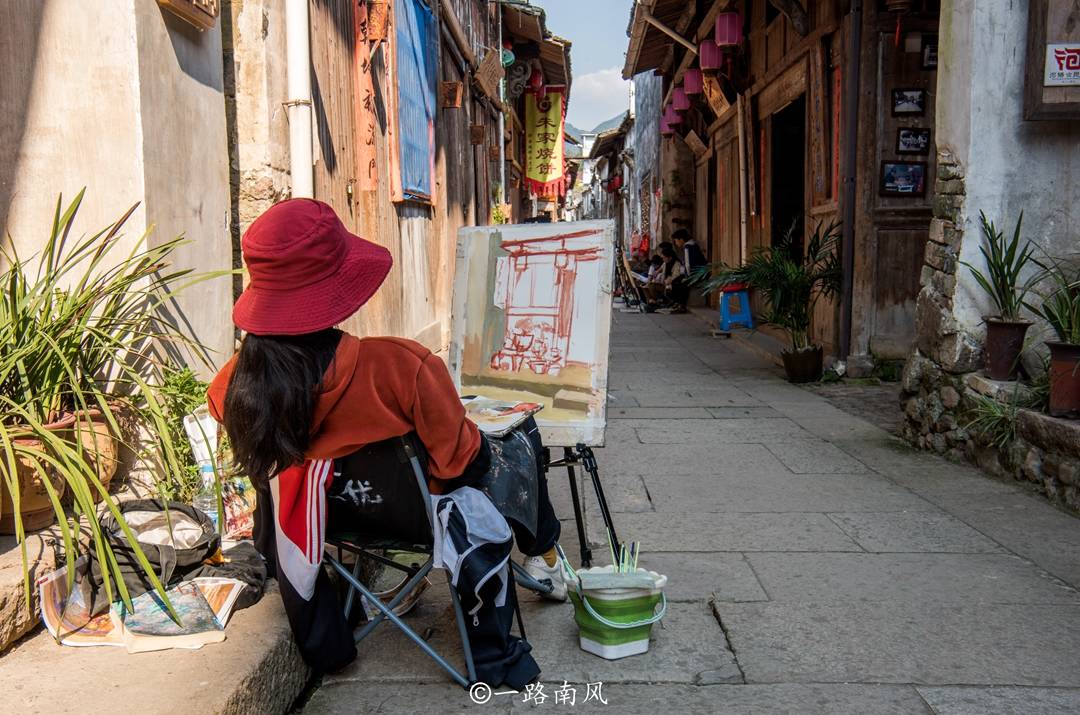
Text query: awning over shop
502 0 572 89
622 0 694 79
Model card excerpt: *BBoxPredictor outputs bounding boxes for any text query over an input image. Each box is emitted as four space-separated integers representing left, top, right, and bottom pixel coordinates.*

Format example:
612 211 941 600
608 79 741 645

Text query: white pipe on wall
285 0 314 198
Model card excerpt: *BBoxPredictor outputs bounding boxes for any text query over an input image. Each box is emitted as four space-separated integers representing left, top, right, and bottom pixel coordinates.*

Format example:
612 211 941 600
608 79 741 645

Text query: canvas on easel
450 220 615 447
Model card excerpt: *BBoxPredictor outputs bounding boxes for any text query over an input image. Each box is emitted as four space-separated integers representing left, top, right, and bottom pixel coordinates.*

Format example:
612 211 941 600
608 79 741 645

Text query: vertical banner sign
525 89 568 196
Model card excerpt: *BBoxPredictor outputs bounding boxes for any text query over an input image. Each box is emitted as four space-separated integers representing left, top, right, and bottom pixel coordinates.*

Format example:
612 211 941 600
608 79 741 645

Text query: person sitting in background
672 228 707 282
642 254 667 308
660 245 690 314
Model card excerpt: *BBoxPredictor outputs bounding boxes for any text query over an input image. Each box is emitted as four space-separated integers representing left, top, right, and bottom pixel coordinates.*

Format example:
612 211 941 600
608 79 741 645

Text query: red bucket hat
233 199 392 335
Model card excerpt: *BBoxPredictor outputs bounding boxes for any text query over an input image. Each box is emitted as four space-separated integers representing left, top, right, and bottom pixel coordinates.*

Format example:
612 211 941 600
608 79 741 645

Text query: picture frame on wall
896 127 931 154
880 161 928 197
922 35 938 70
891 89 927 116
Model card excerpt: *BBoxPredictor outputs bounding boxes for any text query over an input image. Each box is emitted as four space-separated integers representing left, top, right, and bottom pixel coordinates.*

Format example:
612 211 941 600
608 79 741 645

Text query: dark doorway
770 95 806 251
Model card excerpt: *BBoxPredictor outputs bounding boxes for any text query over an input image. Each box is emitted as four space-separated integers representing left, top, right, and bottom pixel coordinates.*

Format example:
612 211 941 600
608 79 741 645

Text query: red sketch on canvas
489 229 603 376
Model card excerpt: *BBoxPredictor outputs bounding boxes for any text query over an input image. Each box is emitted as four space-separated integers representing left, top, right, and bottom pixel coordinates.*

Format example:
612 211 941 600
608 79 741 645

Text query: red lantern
673 86 690 111
660 120 674 136
684 68 704 95
664 105 682 125
699 40 723 70
715 12 740 47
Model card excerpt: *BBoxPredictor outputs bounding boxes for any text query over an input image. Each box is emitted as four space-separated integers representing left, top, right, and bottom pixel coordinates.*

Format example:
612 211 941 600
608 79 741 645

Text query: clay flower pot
1047 342 1080 418
781 345 824 383
70 408 121 500
983 317 1031 381
0 417 70 534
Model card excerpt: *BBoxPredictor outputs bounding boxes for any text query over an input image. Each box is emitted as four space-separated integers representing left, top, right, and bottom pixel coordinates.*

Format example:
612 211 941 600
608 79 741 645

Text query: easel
543 443 619 568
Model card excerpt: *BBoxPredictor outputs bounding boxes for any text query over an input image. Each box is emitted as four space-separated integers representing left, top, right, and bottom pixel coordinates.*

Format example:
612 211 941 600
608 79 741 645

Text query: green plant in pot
698 222 842 383
0 191 215 613
1028 254 1080 418
960 212 1036 381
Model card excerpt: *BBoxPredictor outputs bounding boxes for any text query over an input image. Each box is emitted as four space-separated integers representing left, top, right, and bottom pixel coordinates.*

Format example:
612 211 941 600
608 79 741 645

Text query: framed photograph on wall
1024 0 1080 120
922 35 938 70
896 127 931 154
880 161 928 197
891 89 927 116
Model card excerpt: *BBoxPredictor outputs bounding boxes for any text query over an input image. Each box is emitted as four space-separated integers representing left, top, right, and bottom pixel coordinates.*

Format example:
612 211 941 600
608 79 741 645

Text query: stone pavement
305 310 1080 714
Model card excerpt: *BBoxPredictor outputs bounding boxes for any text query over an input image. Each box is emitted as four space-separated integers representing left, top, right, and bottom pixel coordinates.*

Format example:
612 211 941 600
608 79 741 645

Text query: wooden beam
640 7 699 54
440 0 478 70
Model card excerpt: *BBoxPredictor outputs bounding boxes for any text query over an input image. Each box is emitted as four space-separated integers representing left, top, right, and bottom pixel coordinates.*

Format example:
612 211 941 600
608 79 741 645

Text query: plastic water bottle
192 463 219 533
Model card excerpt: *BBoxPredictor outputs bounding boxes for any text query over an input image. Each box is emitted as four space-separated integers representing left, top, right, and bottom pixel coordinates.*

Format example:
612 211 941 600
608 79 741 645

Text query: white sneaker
523 555 568 602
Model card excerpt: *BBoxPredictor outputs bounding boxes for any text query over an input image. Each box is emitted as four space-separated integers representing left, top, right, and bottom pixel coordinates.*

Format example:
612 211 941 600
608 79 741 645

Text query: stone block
828 511 1004 553
937 178 966 195
0 534 56 654
924 241 957 273
1023 447 1043 482
963 373 1034 404
1017 408 1080 460
918 685 1080 715
940 385 961 409
937 161 963 181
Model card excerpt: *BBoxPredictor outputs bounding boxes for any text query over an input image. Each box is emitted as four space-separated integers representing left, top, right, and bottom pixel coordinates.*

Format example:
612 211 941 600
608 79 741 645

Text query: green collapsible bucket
565 564 668 660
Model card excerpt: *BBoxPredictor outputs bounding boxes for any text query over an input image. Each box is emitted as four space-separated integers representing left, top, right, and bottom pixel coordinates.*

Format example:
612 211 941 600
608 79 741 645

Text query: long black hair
223 329 342 483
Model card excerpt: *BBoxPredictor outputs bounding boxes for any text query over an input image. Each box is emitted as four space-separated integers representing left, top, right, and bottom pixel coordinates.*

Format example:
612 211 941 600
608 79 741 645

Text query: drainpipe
496 1 506 205
285 0 314 198
839 0 863 360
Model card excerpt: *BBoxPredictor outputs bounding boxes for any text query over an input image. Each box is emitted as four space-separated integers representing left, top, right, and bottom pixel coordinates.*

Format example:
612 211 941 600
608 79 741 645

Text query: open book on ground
38 559 247 652
461 396 543 437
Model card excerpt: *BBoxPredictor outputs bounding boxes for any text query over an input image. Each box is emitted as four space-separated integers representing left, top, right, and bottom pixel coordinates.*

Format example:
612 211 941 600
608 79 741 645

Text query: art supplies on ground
460 396 543 437
559 540 668 660
38 557 247 653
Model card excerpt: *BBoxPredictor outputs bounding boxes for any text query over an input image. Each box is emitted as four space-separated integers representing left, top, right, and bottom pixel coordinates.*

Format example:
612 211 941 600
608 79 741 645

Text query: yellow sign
525 89 567 197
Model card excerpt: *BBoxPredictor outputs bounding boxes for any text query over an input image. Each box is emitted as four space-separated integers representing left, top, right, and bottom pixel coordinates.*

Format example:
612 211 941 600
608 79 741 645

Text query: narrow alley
304 310 1080 713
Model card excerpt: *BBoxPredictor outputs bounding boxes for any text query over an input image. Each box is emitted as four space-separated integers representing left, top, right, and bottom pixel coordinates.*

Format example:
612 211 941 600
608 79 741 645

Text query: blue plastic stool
719 284 754 331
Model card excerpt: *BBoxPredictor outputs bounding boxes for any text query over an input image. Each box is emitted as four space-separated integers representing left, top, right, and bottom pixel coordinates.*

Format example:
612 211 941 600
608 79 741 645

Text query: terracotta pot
781 345 824 383
0 417 70 534
70 408 120 499
984 318 1031 381
1047 342 1080 418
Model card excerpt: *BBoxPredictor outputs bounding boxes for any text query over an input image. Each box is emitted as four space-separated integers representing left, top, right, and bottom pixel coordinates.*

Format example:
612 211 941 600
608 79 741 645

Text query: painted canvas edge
449 220 616 447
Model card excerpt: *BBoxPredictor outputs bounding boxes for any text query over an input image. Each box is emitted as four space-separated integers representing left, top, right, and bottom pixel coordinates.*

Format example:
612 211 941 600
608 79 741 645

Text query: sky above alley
530 0 632 131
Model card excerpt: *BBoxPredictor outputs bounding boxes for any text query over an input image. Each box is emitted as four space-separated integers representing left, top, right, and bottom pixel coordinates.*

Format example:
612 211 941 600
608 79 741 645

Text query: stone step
0 580 307 715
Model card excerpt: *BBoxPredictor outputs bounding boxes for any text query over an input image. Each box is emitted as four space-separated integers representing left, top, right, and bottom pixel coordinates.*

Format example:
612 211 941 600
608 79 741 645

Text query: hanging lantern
660 120 674 136
715 12 740 47
684 68 704 95
664 105 682 125
673 86 690 111
699 40 723 70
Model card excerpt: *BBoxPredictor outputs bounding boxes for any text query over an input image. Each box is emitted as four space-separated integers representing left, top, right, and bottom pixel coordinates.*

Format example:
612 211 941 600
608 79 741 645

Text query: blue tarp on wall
395 0 437 202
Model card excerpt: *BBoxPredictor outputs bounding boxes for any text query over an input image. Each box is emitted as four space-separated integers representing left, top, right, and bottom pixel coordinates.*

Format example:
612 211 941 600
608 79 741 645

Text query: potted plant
0 191 215 610
699 222 842 383
960 212 1036 381
1029 255 1080 417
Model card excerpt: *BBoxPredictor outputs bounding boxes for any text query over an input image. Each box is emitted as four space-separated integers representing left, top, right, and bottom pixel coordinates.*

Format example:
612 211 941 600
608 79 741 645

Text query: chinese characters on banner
1045 44 1080 86
525 88 568 197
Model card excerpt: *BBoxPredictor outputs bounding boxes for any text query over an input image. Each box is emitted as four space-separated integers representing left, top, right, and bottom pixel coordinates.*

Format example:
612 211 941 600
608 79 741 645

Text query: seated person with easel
207 200 567 688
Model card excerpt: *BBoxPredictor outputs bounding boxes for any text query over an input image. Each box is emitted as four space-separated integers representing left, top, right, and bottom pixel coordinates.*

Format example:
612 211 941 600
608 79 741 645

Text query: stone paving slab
827 511 1006 553
765 440 873 474
629 417 815 444
594 442 790 476
626 552 768 602
607 406 715 419
917 685 1080 714
715 601 1080 686
326 600 735 687
589 512 861 553
642 472 935 514
609 387 763 408
745 552 1080 604
705 406 786 419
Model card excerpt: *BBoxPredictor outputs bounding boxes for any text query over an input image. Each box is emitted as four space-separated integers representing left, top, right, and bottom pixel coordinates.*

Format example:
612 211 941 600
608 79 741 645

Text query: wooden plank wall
308 0 499 353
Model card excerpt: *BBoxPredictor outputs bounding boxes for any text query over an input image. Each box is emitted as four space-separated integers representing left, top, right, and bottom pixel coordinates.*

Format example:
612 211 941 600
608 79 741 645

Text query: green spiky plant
0 190 221 620
1028 254 1080 345
961 212 1036 321
696 221 843 352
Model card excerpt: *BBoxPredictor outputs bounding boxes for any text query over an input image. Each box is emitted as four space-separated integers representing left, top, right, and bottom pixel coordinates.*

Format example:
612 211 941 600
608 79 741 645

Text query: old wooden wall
697 0 937 357
308 0 499 353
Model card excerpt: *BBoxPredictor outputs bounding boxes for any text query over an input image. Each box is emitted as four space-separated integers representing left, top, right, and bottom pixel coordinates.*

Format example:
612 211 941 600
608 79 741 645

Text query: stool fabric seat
718 286 754 331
